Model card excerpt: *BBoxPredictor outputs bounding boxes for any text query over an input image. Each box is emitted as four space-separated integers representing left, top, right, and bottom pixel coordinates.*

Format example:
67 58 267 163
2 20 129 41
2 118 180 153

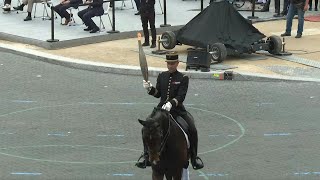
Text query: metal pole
47 6 59 42
107 0 120 33
201 0 203 11
160 0 171 27
247 0 258 19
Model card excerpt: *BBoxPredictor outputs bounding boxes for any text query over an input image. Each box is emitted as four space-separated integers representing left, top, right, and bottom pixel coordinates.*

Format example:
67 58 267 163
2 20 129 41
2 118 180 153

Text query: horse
138 107 189 180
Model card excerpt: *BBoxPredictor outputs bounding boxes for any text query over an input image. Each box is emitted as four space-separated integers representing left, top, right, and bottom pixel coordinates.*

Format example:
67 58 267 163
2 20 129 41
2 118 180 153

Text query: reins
158 113 172 155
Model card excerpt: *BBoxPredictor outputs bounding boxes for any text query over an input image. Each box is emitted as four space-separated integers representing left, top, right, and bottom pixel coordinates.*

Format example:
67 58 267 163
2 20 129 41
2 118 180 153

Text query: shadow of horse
138 107 189 180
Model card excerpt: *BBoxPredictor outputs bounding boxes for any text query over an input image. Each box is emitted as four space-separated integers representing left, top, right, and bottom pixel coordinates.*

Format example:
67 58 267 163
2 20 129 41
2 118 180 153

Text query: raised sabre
137 33 148 82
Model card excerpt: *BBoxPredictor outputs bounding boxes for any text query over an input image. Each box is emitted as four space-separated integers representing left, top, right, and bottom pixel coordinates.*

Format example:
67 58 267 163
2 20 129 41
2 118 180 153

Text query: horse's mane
149 107 170 121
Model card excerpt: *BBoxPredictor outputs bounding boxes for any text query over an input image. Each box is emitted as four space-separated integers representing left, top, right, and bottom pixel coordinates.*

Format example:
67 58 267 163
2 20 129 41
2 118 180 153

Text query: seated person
2 0 11 11
53 0 82 25
13 0 45 21
78 0 103 33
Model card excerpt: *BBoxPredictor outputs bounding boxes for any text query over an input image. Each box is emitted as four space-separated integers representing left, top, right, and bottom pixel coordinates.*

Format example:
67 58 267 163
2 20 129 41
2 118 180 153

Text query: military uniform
136 53 204 170
140 0 156 47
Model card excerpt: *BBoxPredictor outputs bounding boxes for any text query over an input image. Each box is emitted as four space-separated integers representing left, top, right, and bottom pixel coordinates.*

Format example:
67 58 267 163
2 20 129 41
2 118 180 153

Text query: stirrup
191 157 204 170
135 153 149 169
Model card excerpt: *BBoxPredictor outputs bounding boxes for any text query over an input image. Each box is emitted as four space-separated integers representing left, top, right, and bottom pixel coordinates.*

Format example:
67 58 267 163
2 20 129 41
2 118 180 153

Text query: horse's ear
138 119 147 126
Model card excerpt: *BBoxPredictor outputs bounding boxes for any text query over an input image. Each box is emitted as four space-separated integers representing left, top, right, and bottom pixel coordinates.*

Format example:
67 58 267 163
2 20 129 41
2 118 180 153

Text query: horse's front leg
152 170 164 180
172 168 184 180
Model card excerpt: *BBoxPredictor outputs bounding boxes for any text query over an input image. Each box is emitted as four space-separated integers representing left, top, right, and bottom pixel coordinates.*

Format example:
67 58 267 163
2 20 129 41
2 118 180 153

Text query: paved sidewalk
1 0 320 81
1 19 320 81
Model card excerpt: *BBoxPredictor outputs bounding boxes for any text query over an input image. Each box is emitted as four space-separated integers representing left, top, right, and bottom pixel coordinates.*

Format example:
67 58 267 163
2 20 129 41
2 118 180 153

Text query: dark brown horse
138 108 189 180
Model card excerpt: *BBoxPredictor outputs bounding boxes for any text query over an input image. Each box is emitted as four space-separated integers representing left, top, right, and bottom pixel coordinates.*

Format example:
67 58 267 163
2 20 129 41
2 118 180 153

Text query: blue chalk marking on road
209 134 236 137
294 171 320 176
199 173 228 177
11 100 36 103
48 133 68 137
11 172 42 175
0 132 14 135
264 133 291 136
208 135 220 137
112 173 134 176
97 134 124 137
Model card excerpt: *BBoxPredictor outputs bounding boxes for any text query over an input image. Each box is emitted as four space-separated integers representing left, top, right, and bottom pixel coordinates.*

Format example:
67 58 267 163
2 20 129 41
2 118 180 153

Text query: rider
135 52 204 170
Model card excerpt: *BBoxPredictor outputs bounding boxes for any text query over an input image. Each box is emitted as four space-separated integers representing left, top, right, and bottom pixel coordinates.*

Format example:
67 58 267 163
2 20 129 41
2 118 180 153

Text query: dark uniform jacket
148 70 189 115
140 0 155 14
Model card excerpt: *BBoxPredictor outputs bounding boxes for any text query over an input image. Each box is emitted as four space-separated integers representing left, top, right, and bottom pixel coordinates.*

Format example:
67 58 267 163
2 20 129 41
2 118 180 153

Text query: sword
137 33 148 82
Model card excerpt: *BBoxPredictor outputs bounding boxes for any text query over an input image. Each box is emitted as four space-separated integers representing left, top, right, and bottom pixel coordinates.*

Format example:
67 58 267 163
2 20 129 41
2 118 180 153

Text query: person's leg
296 8 305 37
283 4 295 35
180 111 204 170
274 0 280 14
13 0 27 10
60 4 72 25
53 3 64 18
78 8 90 30
281 0 289 15
83 10 99 33
141 14 150 46
261 0 271 11
148 11 156 48
134 0 140 11
60 4 71 20
315 0 318 10
4 0 11 4
309 0 313 10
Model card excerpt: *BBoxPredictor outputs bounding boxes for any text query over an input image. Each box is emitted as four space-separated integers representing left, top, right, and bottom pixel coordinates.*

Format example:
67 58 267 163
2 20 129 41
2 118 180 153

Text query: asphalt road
0 51 320 180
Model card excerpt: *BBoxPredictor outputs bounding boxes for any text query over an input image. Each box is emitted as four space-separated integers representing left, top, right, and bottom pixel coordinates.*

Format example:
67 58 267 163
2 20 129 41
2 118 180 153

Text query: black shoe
315 8 318 11
23 16 32 21
84 27 92 31
309 7 312 11
134 12 140 15
295 33 302 38
191 157 204 170
280 10 287 16
13 5 23 11
142 42 150 46
90 28 99 33
273 13 282 17
150 43 156 48
280 32 291 37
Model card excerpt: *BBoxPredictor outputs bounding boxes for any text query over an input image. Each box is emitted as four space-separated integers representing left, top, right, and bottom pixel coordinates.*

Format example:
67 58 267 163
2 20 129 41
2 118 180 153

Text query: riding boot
189 135 204 170
135 140 151 168
181 112 204 170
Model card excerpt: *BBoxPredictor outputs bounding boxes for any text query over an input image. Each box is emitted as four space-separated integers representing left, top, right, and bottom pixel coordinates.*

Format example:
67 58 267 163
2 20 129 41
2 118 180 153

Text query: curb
1 43 320 82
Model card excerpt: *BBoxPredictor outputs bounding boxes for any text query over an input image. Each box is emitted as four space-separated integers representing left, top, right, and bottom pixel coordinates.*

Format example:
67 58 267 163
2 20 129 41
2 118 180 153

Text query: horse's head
138 108 169 165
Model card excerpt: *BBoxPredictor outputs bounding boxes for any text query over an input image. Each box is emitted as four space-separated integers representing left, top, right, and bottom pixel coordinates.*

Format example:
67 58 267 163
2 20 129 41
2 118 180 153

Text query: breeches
22 0 42 13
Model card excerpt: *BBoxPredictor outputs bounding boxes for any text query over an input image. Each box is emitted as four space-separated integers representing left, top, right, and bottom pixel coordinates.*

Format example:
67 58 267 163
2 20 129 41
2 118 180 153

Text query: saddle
172 116 190 149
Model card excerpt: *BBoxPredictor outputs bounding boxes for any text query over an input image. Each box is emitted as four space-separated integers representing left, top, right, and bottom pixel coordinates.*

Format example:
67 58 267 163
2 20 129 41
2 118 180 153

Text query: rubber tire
267 35 282 55
210 43 227 63
161 31 177 50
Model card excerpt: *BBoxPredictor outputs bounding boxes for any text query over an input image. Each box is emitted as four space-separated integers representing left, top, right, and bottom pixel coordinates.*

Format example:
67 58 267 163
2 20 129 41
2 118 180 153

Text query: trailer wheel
267 35 282 55
161 31 177 49
210 43 227 63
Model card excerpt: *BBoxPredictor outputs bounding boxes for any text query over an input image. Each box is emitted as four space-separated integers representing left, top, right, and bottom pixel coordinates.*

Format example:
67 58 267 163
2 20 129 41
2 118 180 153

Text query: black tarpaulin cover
176 1 266 51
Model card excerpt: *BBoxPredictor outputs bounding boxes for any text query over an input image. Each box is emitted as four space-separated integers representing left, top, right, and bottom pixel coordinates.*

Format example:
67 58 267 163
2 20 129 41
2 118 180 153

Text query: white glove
162 102 172 111
143 80 152 90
